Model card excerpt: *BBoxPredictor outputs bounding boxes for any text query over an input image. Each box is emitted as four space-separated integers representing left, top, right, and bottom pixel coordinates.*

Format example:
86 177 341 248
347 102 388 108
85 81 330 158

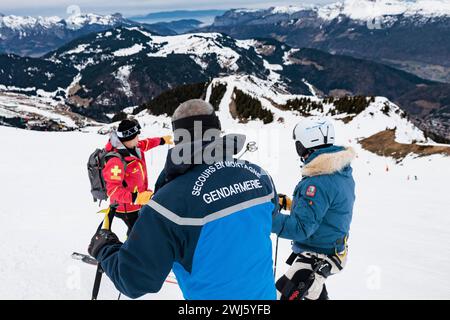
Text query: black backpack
87 149 127 202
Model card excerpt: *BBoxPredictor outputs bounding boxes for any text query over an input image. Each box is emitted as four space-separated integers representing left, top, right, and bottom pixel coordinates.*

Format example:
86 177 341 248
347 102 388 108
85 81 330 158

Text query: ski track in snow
0 103 449 299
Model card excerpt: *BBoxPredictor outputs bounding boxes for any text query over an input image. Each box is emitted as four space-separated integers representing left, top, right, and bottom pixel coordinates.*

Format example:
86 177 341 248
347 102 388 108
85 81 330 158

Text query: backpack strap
104 151 128 171
103 151 129 188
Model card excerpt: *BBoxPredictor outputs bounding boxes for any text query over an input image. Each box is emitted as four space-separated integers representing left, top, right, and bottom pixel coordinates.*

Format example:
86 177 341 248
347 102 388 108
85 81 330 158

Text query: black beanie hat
117 119 141 142
172 112 221 144
172 113 221 132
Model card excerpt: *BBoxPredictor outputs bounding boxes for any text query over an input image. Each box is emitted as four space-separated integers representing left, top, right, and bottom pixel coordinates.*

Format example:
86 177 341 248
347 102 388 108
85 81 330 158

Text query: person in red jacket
103 118 173 234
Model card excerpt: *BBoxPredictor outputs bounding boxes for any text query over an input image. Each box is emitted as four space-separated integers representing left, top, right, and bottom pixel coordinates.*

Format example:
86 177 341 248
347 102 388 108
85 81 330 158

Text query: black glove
88 229 122 259
278 194 292 211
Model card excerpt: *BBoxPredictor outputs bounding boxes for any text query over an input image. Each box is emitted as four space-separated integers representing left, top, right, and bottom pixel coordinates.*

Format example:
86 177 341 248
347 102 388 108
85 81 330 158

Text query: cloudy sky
0 0 335 17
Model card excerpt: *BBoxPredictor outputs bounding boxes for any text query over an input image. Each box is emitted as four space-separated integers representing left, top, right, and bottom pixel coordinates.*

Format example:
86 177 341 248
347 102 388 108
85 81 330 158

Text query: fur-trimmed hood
302 146 356 177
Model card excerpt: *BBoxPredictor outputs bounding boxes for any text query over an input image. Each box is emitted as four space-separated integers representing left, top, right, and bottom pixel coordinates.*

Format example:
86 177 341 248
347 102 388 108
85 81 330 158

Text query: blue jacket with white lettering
272 146 356 255
97 134 278 299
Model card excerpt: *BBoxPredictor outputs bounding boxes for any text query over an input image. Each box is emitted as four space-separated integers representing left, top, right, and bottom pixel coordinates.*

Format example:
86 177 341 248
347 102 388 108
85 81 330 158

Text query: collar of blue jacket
156 134 246 191
305 145 346 165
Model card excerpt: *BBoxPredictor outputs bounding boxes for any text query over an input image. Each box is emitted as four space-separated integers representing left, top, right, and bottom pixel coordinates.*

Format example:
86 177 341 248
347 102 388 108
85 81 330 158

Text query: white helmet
293 117 335 159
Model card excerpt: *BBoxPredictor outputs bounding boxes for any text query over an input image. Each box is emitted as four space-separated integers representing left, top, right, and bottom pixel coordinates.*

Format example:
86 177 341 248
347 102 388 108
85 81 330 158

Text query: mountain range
0 25 448 141
129 10 226 24
201 0 450 83
1 1 449 83
0 13 201 57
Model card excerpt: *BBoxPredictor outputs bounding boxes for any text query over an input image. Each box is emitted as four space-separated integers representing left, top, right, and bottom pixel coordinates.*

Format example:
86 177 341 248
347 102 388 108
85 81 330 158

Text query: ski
71 252 178 285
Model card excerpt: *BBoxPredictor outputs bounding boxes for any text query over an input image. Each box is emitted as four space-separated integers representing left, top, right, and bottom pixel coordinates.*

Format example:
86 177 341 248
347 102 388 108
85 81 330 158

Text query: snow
263 60 283 71
235 39 256 50
0 85 36 92
1 67 450 299
113 44 144 57
0 92 90 129
66 13 121 30
114 65 133 97
64 44 90 55
0 15 62 30
1 87 449 299
318 0 450 21
206 75 429 146
147 33 243 71
233 8 264 13
332 97 427 144
233 1 450 21
0 13 122 32
271 5 313 15
302 79 318 97
283 48 300 65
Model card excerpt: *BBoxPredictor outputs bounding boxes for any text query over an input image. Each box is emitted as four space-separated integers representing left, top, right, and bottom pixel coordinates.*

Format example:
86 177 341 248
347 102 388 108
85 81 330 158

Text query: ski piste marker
72 252 178 285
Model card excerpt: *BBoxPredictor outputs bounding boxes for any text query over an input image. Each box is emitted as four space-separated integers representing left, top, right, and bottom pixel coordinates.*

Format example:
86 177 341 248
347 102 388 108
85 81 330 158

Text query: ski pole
238 141 258 160
274 206 287 280
273 236 279 279
91 205 116 300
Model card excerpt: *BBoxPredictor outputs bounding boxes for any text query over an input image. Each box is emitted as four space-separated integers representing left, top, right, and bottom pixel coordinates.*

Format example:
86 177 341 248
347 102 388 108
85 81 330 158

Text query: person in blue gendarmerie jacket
272 117 356 300
88 99 278 300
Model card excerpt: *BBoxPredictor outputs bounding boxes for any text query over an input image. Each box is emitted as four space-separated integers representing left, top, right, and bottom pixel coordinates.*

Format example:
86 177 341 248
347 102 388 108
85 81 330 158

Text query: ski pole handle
102 206 117 231
101 211 112 230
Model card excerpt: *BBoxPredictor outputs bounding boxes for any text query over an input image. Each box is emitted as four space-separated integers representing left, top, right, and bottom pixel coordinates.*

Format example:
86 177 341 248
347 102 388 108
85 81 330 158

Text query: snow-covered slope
48 28 266 76
205 75 431 145
146 33 250 72
0 91 98 131
0 83 449 298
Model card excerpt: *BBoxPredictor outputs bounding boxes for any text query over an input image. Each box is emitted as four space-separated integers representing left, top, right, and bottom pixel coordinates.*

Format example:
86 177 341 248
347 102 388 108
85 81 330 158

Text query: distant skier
88 100 278 299
102 118 173 235
272 118 356 300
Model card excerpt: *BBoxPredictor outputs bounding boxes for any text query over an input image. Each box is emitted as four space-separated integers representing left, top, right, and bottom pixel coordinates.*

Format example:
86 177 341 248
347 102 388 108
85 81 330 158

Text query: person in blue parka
88 99 278 300
272 117 356 300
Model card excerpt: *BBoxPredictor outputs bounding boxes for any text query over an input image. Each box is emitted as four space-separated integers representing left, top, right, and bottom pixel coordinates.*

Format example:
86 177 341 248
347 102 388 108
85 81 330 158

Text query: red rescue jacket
102 134 163 213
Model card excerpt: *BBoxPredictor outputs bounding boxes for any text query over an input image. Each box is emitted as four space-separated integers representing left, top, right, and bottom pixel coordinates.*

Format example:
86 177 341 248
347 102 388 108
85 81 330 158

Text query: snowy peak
65 13 126 30
0 12 199 57
0 12 126 31
0 12 135 56
230 0 450 20
318 0 450 21
270 5 315 15
0 15 64 30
